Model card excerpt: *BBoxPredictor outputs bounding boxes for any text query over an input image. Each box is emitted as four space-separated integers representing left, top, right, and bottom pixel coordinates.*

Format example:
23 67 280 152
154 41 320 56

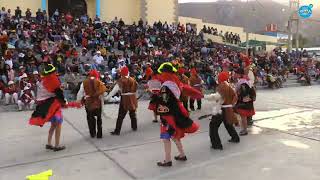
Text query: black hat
43 64 56 75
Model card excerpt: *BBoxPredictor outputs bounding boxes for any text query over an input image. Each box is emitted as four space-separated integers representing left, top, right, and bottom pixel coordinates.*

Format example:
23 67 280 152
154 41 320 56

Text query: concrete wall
1 0 42 14
100 0 140 24
85 0 96 19
145 0 177 24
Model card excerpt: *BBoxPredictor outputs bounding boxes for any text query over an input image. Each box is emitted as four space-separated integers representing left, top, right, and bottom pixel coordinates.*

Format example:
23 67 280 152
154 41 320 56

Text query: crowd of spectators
0 6 318 110
201 25 241 45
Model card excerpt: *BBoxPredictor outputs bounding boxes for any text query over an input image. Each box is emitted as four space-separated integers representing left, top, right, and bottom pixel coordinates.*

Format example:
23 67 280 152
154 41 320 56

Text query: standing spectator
25 8 32 20
0 7 7 20
18 86 35 111
36 9 44 22
65 12 73 24
4 81 18 105
15 6 22 19
7 9 11 18
53 9 59 21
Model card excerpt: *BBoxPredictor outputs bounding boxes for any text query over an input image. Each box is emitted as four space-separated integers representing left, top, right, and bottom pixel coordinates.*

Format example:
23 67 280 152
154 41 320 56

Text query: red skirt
237 108 255 117
148 103 156 111
160 115 199 140
29 99 62 127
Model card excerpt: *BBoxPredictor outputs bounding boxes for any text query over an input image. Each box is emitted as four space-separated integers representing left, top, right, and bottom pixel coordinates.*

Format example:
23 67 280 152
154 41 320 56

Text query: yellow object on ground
26 170 53 180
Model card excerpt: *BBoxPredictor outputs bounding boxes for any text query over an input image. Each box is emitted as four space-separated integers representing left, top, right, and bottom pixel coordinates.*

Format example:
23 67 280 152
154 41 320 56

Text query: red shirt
4 86 17 94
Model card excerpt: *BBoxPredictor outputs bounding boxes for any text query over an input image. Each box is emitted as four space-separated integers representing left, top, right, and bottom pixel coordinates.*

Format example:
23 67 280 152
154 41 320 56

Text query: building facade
1 0 178 24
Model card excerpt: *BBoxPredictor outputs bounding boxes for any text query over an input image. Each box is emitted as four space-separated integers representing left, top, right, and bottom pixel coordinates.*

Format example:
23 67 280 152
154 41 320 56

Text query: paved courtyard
1 86 320 180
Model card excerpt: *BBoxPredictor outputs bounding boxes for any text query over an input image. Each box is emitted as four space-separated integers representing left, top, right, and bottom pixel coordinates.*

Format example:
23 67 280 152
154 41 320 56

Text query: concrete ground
1 86 320 180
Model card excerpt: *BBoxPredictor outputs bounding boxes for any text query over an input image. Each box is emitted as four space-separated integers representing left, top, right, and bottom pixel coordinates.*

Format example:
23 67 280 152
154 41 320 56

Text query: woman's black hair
161 64 175 73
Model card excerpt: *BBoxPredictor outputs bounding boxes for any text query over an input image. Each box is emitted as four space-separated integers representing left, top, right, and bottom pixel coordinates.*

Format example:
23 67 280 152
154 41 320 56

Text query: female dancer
235 68 256 136
29 64 67 151
156 81 199 167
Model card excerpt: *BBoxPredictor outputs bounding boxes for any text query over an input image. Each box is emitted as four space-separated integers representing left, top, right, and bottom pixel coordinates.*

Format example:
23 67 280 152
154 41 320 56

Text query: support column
41 0 47 11
140 0 147 22
96 0 101 17
173 0 179 24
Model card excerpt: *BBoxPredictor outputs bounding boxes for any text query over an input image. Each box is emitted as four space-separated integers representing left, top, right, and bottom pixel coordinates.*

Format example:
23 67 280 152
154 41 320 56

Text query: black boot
97 129 103 139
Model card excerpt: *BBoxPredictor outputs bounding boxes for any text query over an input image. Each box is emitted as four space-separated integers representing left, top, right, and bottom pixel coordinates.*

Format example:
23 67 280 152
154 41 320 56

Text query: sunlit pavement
1 86 320 180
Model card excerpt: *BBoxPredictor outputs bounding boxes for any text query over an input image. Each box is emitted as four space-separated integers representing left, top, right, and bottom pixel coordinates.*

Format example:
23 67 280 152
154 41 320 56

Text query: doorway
48 0 87 17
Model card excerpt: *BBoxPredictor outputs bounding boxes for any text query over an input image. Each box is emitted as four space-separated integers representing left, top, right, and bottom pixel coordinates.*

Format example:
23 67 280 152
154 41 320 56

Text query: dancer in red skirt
156 81 199 167
145 67 161 123
235 68 256 136
29 64 67 151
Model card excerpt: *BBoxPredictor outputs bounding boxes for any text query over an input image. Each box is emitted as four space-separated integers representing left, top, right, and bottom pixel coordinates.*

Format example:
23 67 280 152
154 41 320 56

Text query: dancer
146 67 161 123
29 64 67 151
177 67 189 111
241 53 256 126
106 66 138 135
157 81 199 167
189 68 203 111
77 70 107 138
209 72 240 150
235 68 256 136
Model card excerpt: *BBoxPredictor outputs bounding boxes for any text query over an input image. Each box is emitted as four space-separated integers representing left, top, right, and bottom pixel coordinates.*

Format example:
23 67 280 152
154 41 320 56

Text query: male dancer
106 66 138 135
77 70 107 138
209 72 240 150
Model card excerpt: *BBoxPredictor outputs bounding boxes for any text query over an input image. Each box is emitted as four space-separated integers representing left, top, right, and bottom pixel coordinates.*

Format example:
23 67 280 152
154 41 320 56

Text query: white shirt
5 59 13 69
105 84 120 101
93 55 104 65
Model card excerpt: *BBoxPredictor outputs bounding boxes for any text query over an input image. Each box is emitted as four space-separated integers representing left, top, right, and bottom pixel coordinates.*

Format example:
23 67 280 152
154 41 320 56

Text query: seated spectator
92 51 104 72
0 80 4 99
29 71 40 95
18 86 35 111
4 81 18 105
2 64 15 84
19 73 33 95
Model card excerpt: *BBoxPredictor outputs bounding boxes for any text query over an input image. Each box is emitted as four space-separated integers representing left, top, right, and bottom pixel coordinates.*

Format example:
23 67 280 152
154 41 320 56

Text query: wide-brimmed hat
43 64 56 75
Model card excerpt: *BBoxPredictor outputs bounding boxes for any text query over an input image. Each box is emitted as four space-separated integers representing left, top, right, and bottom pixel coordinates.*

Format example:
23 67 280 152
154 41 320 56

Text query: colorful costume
235 77 256 117
147 72 161 111
29 64 66 127
189 68 203 110
209 72 240 150
157 81 199 140
106 66 138 135
82 70 107 138
157 63 203 100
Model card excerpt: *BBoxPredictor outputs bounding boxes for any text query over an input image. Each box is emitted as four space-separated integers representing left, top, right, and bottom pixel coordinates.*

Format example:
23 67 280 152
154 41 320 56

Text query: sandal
157 161 172 167
174 156 187 161
53 146 66 152
45 144 54 150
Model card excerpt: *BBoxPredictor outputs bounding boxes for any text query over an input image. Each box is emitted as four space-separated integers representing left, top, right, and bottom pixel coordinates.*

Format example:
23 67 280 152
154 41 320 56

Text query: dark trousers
190 99 202 110
85 108 102 137
209 109 239 148
114 102 137 133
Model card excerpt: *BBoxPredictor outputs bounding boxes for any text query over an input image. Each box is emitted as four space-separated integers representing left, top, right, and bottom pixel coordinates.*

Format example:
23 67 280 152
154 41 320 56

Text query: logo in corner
298 4 313 19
